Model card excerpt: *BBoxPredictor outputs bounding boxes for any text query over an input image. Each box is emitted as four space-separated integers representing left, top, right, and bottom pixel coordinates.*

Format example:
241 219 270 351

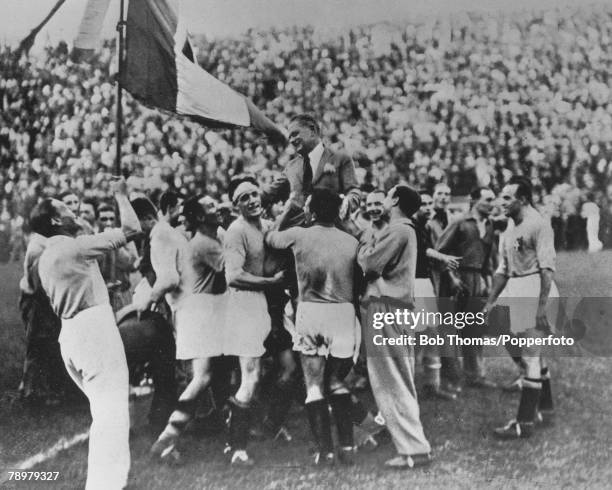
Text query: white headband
232 181 259 204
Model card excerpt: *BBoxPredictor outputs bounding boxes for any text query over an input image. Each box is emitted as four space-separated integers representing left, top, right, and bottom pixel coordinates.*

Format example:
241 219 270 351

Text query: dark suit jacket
263 147 360 229
427 209 452 296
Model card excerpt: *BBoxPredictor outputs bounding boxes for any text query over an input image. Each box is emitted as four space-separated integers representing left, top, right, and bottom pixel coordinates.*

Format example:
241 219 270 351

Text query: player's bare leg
151 357 212 462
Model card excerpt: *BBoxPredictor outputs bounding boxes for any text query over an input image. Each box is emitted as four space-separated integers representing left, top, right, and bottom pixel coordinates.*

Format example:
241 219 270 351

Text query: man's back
268 225 358 303
149 220 189 307
20 233 47 294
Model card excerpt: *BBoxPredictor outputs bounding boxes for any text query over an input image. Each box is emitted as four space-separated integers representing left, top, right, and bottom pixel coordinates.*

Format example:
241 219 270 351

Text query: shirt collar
308 142 325 171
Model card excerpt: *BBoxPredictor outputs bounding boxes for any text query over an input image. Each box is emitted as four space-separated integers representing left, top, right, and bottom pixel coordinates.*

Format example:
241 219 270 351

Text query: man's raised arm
111 178 141 239
261 176 291 207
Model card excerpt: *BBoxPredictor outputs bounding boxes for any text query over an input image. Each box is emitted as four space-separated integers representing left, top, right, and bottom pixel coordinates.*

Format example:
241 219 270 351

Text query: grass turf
1 251 611 489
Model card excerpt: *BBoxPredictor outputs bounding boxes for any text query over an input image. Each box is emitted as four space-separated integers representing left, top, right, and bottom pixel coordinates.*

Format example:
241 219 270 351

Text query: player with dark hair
79 198 97 231
149 196 229 462
358 185 432 469
158 190 183 227
429 183 452 240
58 190 94 235
509 176 535 205
96 203 139 312
266 188 360 465
427 182 462 393
18 209 69 405
58 190 80 214
436 187 497 388
117 196 177 430
96 203 116 230
134 190 186 314
222 180 285 465
131 197 158 228
129 197 160 286
132 189 190 453
413 190 461 400
34 178 141 489
483 176 559 439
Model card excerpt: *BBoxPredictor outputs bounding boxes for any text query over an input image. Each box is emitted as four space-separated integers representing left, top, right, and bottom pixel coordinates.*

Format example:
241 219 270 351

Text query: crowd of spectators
1 6 612 260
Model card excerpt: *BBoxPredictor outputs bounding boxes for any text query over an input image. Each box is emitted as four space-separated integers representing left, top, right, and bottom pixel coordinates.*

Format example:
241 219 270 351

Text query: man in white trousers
358 185 432 469
34 178 141 490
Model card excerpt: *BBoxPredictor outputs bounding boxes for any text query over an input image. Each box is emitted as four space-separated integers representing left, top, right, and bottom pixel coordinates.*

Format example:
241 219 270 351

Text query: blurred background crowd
1 5 612 260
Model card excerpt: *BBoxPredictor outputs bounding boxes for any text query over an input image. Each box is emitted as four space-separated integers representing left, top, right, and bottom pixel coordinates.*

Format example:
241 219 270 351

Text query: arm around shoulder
357 224 403 278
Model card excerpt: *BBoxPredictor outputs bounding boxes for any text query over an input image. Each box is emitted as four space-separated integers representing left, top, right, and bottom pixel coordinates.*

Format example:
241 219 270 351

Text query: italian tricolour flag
75 0 286 143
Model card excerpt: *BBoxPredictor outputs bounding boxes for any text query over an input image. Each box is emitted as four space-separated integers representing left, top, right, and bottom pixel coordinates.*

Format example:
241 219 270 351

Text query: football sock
330 393 354 448
348 393 369 425
517 379 542 423
539 367 553 411
228 397 250 451
305 399 333 453
266 380 293 431
167 399 198 435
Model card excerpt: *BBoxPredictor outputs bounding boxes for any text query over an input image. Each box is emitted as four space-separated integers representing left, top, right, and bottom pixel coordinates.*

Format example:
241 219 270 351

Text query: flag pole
110 0 127 294
115 0 126 176
16 0 66 57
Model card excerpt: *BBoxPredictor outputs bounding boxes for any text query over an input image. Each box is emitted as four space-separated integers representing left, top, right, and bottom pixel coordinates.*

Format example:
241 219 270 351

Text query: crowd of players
18 112 561 490
3 7 612 260
4 4 611 488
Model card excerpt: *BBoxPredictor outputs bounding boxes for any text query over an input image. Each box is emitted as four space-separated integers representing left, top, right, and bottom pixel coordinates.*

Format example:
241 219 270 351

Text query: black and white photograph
1 0 611 488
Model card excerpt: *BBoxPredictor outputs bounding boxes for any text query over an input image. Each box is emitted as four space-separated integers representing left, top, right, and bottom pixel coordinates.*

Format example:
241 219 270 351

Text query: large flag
121 0 286 144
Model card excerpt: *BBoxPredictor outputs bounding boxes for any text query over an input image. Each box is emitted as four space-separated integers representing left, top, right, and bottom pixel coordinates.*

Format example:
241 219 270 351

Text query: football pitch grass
1 251 611 489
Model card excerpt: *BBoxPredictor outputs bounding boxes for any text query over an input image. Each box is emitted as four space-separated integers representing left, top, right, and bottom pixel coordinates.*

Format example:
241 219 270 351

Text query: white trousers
59 304 130 490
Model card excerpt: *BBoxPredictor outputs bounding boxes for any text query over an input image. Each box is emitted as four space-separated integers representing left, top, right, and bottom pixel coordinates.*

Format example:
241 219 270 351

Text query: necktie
302 154 313 194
